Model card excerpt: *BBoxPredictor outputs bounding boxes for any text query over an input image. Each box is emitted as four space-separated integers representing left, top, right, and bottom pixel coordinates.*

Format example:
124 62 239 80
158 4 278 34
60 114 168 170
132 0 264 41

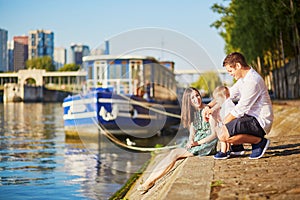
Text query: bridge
0 69 86 91
0 69 86 102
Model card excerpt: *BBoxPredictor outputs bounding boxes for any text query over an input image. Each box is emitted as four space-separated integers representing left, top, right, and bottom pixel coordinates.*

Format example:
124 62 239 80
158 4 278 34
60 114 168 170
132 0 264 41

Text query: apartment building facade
0 28 8 72
28 30 54 60
13 36 28 71
70 43 90 65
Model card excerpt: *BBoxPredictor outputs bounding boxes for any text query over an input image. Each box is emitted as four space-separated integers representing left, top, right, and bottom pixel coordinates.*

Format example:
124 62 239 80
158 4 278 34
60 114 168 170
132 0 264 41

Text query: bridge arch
18 69 44 87
24 77 37 85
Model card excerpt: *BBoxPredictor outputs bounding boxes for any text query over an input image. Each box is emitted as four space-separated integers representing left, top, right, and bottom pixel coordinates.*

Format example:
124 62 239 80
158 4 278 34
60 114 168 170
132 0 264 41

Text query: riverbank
124 101 300 199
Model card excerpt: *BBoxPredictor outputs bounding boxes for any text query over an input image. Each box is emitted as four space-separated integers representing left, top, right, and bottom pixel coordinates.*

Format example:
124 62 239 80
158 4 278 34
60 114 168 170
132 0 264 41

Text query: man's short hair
223 52 248 68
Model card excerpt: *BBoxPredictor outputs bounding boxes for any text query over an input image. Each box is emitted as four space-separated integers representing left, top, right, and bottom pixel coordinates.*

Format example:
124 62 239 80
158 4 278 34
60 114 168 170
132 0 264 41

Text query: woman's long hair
181 87 201 129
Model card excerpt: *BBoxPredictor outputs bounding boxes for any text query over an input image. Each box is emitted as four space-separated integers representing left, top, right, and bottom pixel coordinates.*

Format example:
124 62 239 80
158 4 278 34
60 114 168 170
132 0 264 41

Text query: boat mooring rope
119 93 181 119
78 93 181 152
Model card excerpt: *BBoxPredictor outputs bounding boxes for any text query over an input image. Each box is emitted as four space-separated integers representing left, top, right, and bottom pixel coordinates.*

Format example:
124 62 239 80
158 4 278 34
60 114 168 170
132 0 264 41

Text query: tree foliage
191 71 222 97
58 63 80 71
25 56 56 71
211 0 300 77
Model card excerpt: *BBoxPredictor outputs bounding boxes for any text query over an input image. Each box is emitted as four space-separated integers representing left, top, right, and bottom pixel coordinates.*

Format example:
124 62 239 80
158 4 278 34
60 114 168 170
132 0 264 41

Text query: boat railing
106 79 132 94
85 78 132 94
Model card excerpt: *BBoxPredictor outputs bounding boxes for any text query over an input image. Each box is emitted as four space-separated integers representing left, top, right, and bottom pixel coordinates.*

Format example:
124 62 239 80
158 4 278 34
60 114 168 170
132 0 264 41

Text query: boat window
96 61 106 80
154 63 161 85
108 64 120 79
144 63 151 84
121 61 128 79
130 60 144 96
108 62 129 79
130 61 142 80
103 60 131 94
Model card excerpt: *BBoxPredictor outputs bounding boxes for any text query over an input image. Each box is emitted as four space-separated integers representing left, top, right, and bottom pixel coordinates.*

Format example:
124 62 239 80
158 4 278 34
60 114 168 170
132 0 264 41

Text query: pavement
125 101 300 200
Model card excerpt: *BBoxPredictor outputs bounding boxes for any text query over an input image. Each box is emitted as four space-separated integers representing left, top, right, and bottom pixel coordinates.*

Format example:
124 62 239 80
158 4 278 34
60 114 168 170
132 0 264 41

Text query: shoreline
121 102 300 199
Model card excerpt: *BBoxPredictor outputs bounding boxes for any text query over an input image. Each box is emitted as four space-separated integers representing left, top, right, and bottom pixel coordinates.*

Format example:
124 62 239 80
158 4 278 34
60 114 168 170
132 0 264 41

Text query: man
205 52 274 159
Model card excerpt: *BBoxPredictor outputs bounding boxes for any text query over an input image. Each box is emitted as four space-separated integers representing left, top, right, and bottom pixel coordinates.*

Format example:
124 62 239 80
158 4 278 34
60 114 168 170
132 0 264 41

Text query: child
209 86 235 159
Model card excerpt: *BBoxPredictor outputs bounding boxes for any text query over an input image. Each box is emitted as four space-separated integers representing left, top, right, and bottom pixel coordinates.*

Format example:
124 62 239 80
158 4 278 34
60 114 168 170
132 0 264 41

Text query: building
13 36 28 71
70 43 90 65
54 47 66 70
28 30 54 60
0 28 8 72
7 41 14 71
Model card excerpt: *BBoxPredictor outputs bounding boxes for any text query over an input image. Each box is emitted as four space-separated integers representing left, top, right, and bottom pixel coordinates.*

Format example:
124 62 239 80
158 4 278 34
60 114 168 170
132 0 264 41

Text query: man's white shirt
229 68 274 133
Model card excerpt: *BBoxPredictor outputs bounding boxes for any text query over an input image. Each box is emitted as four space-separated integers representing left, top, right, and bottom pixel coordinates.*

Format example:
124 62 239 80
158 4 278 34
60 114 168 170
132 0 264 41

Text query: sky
0 0 230 72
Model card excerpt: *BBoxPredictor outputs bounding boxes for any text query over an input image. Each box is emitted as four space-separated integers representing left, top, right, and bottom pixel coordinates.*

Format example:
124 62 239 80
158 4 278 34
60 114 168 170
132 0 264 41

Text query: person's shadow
265 143 300 157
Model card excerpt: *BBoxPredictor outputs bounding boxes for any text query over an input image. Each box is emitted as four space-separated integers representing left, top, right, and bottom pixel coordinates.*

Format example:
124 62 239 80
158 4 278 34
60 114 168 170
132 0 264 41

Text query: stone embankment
125 101 300 200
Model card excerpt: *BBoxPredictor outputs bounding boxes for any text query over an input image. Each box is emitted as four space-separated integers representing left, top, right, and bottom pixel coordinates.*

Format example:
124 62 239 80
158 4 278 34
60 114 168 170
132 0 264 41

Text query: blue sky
0 0 230 71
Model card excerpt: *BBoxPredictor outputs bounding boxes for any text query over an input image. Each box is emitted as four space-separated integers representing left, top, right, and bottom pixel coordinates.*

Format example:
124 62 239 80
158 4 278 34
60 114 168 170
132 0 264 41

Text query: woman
137 87 218 194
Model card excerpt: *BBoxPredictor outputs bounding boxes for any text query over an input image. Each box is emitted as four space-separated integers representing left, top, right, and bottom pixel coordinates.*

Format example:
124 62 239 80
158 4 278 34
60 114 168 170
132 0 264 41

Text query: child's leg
225 142 230 152
220 141 227 153
214 140 230 159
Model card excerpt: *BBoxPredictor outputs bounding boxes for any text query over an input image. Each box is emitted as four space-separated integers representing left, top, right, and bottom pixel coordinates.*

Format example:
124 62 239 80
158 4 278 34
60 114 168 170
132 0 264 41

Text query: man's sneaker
214 151 230 160
249 138 270 159
230 144 245 156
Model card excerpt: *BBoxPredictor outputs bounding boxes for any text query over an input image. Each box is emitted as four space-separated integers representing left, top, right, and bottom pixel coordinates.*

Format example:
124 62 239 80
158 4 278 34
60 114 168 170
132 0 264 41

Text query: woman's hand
190 141 200 147
186 141 200 149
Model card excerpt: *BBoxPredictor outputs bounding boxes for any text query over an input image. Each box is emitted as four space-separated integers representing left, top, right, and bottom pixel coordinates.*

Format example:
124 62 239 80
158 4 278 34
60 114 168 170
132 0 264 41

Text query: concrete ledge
163 156 214 200
125 154 215 200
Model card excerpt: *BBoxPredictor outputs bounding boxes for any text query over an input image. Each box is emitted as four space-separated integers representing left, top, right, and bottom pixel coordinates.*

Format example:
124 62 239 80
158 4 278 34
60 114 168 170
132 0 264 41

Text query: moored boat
63 55 181 137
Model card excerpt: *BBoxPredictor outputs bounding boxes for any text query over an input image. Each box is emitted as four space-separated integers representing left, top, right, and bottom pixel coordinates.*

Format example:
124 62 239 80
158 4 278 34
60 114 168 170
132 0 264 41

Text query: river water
0 103 184 200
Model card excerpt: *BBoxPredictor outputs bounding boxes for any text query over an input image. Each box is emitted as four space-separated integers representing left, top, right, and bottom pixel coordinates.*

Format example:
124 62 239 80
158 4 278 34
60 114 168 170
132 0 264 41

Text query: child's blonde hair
212 86 230 100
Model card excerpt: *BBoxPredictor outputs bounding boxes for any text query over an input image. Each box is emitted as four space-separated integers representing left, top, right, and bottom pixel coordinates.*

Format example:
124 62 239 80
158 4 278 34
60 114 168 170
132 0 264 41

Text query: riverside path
125 100 300 200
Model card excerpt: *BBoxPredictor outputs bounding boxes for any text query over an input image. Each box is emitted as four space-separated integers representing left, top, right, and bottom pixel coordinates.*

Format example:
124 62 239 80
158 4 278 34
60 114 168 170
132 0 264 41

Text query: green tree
58 63 80 71
210 2 238 54
26 56 56 71
191 71 222 97
211 0 300 77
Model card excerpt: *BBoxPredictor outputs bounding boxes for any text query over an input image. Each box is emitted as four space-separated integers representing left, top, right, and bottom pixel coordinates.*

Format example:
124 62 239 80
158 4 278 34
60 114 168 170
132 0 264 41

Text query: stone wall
43 89 72 102
3 83 22 103
3 83 72 102
23 85 43 102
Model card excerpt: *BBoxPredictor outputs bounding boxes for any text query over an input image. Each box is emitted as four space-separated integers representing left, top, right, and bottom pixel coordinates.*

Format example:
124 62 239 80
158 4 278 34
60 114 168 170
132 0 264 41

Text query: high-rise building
70 43 90 65
0 28 8 72
54 47 66 70
7 40 14 71
28 30 54 60
13 36 28 71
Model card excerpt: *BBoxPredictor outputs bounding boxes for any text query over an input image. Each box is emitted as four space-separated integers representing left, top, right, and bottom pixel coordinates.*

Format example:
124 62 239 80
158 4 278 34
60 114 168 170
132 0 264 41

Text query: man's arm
223 113 236 124
206 99 217 109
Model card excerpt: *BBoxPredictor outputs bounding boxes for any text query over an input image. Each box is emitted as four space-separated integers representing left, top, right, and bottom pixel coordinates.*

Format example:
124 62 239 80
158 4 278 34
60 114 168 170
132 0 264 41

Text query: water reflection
0 103 155 200
64 137 149 199
1 103 60 182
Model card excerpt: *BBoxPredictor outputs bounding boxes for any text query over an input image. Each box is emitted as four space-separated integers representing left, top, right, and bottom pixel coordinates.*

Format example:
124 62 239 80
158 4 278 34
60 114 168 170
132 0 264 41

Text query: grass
211 180 224 187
